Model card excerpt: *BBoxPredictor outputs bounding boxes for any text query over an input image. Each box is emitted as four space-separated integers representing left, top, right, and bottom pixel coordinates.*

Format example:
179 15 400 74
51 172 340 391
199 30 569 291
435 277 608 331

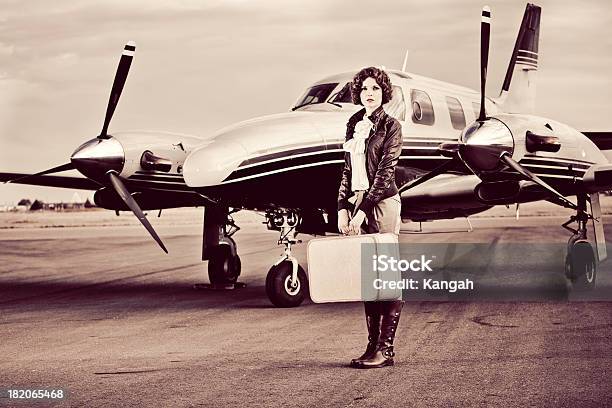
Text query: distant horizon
0 190 95 207
2 0 610 203
1 195 94 206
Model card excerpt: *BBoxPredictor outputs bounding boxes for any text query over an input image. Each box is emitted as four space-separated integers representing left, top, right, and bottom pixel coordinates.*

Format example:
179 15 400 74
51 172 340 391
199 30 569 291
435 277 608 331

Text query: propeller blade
107 171 169 253
4 162 75 184
479 6 491 121
500 153 577 210
398 157 460 194
99 41 136 139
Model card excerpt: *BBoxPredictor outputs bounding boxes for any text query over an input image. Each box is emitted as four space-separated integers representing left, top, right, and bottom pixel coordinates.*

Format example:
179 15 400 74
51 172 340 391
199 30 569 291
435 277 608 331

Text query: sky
1 0 610 204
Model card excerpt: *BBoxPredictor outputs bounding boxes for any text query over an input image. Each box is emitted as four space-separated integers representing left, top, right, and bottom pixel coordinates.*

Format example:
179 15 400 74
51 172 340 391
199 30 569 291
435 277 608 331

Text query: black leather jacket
337 106 403 214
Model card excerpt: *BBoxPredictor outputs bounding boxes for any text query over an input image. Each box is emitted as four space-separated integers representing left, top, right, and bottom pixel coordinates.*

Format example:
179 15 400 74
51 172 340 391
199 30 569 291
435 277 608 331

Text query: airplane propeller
4 41 136 185
399 6 577 210
108 171 168 253
98 42 167 253
97 42 167 253
399 6 492 194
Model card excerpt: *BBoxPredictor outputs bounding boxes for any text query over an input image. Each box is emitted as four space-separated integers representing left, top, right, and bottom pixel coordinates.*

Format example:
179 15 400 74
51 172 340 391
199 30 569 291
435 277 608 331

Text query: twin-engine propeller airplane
3 3 611 307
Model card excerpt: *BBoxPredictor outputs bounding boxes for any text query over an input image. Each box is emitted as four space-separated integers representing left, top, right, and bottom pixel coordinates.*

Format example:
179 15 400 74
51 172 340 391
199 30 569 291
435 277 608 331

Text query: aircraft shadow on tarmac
0 277 286 312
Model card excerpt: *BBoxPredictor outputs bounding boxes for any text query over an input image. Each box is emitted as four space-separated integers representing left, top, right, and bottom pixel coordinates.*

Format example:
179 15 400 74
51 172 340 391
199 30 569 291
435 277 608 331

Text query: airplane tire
265 261 308 308
208 245 241 285
565 240 596 291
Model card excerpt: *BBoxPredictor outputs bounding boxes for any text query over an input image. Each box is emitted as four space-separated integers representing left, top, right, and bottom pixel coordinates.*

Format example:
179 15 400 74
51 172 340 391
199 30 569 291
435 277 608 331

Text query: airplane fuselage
96 70 605 222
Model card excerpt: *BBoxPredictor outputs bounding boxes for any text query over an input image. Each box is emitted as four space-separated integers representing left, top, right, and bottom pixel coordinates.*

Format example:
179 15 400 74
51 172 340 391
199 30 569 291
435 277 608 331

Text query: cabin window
293 83 338 110
410 89 435 125
446 96 466 130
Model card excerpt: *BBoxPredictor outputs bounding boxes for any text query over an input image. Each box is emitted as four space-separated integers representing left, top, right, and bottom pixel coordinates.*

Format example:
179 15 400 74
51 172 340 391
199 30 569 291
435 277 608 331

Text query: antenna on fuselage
401 50 409 72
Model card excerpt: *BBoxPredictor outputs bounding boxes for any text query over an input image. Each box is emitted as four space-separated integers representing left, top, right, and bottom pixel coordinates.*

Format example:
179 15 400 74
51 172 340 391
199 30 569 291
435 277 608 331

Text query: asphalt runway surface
1 211 612 407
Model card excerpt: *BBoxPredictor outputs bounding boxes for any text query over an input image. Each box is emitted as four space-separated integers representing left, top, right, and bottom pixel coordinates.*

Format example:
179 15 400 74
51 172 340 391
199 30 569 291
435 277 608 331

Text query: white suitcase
307 233 402 303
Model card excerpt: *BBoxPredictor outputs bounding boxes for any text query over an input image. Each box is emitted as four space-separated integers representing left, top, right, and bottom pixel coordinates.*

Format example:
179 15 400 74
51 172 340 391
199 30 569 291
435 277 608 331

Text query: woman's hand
348 210 366 235
337 209 350 235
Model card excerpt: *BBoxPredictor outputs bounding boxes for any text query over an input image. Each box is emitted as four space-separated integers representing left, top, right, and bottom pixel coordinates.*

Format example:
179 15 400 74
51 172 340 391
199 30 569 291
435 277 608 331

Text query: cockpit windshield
293 83 338 110
331 83 352 103
293 79 406 120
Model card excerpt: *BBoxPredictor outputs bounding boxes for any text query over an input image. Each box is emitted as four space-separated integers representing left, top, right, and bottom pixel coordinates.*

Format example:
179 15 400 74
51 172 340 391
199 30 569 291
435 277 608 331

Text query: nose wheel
266 260 308 308
264 209 309 307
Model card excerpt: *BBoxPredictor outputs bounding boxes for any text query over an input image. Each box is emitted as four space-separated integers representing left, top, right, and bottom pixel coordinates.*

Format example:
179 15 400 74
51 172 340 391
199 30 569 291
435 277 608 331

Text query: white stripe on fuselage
238 140 458 169
221 160 344 184
238 148 344 170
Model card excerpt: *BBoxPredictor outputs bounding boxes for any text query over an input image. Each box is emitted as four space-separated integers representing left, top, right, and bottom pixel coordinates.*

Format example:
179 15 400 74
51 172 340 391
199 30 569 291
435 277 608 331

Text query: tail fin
496 3 541 114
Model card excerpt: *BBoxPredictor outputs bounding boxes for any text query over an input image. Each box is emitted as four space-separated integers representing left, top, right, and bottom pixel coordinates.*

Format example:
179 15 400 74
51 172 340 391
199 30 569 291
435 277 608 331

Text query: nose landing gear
264 210 308 307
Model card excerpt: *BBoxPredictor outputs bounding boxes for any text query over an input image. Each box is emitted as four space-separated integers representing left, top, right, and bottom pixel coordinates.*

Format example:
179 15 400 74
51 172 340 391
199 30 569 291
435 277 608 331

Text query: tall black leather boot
355 300 403 369
349 302 381 367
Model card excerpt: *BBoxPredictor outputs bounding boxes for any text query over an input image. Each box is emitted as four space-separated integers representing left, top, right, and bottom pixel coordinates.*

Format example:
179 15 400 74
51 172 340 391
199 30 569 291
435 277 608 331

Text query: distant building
0 197 96 212
41 201 86 211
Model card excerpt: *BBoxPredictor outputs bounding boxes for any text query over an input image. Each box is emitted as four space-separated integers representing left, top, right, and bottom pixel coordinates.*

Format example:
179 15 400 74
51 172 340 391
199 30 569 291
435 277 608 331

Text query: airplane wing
582 164 612 193
0 173 101 190
401 160 612 223
399 173 559 222
400 174 492 221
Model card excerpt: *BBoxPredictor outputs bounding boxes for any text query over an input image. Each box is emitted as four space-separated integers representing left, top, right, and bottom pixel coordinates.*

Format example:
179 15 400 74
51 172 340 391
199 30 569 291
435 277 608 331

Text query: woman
337 66 404 369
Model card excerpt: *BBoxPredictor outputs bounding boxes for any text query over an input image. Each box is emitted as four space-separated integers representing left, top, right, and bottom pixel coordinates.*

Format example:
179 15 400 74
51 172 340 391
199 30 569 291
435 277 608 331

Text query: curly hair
350 67 393 106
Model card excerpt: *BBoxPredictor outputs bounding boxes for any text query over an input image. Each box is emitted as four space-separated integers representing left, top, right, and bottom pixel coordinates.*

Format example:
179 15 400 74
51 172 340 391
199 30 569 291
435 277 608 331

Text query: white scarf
343 117 373 191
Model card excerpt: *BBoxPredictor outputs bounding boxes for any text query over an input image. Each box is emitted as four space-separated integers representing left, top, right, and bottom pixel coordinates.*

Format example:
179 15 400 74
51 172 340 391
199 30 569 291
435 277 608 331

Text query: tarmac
1 205 611 407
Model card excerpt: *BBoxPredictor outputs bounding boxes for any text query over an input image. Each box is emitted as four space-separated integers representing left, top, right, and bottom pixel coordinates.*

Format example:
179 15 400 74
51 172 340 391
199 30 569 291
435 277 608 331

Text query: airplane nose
71 137 125 181
183 140 248 187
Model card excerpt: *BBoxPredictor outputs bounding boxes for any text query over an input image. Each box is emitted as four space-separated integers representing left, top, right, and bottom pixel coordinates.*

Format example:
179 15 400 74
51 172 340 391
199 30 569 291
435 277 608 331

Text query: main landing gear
562 193 601 292
264 209 308 307
195 206 244 290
